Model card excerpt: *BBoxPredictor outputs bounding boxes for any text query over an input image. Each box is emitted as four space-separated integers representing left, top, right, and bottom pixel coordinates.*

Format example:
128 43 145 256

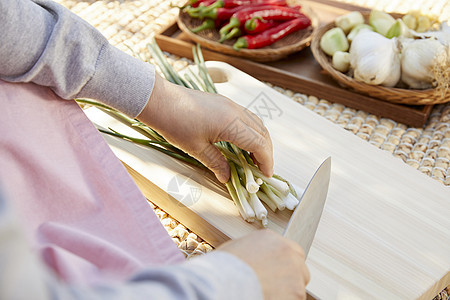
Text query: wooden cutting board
84 61 450 299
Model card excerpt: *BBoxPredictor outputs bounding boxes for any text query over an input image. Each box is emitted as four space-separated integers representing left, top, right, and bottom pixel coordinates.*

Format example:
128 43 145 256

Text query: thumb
194 143 230 183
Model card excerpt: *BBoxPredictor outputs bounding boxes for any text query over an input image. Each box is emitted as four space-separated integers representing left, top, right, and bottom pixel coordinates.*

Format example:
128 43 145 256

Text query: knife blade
283 157 331 257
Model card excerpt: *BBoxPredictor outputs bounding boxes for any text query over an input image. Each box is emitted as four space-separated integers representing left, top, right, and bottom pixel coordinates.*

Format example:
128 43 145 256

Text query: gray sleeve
0 187 263 300
0 0 154 117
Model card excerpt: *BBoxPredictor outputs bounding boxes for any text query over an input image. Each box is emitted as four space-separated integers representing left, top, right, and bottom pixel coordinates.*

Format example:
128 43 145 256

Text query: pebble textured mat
55 1 449 296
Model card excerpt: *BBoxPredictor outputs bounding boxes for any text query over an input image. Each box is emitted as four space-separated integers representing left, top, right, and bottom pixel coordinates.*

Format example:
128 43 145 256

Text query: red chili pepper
233 15 311 49
191 19 217 33
186 0 219 16
187 0 287 17
187 5 242 20
219 5 303 41
190 0 217 8
244 17 279 34
188 5 259 35
210 0 287 9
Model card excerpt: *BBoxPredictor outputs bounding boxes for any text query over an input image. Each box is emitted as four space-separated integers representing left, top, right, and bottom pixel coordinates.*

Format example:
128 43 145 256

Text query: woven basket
177 0 319 62
311 12 450 106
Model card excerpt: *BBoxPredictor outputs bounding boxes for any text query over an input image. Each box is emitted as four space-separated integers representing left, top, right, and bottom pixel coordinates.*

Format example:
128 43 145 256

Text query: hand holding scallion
78 41 301 227
136 72 274 184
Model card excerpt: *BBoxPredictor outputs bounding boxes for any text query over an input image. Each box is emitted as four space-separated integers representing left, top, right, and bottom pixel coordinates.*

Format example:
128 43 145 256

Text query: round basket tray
310 12 450 106
177 1 319 62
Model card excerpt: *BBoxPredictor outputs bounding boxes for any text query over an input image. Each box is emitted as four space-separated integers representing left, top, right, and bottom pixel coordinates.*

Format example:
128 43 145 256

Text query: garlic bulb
347 24 373 43
412 22 450 46
349 31 401 87
401 38 449 89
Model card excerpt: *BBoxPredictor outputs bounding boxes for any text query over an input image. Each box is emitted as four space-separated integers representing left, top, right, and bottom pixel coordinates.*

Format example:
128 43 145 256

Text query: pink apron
0 80 184 284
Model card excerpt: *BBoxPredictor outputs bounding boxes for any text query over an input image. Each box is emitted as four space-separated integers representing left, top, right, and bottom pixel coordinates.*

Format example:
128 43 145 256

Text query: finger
226 99 266 137
303 263 311 285
236 113 274 177
292 244 310 285
239 111 272 151
241 108 266 136
191 143 230 183
299 288 308 300
220 123 274 178
246 136 273 178
228 101 271 155
250 151 273 179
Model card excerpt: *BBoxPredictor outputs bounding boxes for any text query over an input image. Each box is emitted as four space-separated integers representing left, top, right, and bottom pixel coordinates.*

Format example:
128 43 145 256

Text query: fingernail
264 167 274 178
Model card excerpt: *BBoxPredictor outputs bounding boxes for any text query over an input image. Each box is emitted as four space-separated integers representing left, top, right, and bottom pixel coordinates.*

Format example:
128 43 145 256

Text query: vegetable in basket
191 18 217 33
332 50 350 73
188 0 216 7
319 9 449 92
219 5 304 42
185 2 291 37
416 15 432 33
213 0 287 8
369 10 396 36
335 11 364 34
347 23 373 42
244 17 279 34
400 38 449 89
349 30 401 87
319 27 348 56
386 19 412 38
191 0 286 11
187 4 243 19
233 16 311 49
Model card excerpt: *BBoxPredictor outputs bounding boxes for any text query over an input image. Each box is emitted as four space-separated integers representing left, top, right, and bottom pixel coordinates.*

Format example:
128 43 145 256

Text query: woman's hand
137 73 273 183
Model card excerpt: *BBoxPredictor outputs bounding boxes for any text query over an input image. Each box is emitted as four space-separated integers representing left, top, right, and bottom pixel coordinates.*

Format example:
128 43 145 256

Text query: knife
283 157 331 257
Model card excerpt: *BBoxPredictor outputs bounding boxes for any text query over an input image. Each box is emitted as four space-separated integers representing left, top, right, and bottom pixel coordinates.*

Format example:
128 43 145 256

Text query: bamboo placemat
56 0 449 297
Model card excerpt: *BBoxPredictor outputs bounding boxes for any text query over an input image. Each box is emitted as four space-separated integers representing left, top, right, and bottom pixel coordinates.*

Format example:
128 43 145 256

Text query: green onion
99 128 204 168
257 191 277 212
260 183 286 211
231 144 259 194
269 184 298 210
248 192 268 227
230 162 255 222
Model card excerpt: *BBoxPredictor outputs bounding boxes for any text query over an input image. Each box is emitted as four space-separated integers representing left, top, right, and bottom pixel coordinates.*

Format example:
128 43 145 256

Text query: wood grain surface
85 61 450 299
